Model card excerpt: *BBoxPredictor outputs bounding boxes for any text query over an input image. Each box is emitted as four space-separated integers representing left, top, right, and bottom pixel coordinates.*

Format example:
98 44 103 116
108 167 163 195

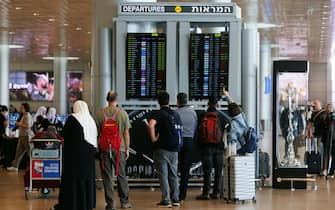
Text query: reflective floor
0 168 334 210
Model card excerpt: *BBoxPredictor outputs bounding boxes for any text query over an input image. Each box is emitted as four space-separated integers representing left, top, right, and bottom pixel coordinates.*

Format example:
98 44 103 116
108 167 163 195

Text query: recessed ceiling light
49 18 55 22
272 56 291 60
75 27 82 31
256 23 283 29
269 44 280 48
77 49 81 51
323 4 330 8
15 7 22 10
322 22 326 25
87 31 91 34
58 43 63 47
9 45 24 49
9 31 15 35
63 23 69 26
322 17 329 20
33 12 39 16
42 56 79 60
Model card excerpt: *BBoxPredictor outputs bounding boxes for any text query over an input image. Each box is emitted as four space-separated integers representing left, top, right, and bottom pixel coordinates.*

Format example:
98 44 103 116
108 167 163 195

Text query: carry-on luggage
223 155 256 204
259 150 270 179
305 137 321 174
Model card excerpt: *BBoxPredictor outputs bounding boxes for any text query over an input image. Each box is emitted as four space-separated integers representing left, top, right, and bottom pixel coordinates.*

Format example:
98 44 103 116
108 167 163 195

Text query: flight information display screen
126 33 166 99
189 32 229 100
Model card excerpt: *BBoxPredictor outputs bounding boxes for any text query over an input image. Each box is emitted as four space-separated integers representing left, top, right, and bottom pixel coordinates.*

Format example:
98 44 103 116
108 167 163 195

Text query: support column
53 57 67 114
0 0 9 106
0 36 9 106
91 0 117 112
260 40 272 130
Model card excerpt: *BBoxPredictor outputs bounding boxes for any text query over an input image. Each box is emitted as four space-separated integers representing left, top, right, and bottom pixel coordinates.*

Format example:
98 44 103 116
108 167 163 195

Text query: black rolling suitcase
259 150 270 179
305 138 321 174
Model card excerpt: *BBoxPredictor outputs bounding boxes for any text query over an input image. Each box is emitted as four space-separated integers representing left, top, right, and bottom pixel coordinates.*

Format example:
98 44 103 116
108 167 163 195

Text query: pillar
0 0 9 106
91 0 118 113
260 40 272 130
53 57 67 114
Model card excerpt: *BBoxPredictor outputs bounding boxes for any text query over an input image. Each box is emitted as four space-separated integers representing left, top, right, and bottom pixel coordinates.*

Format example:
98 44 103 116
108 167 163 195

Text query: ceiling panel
0 0 332 64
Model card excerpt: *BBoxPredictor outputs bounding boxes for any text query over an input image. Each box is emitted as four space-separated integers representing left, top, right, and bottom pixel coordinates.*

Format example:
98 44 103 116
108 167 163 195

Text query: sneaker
196 194 210 200
6 166 18 172
157 201 172 208
172 201 180 207
321 169 327 176
121 201 132 209
327 174 334 178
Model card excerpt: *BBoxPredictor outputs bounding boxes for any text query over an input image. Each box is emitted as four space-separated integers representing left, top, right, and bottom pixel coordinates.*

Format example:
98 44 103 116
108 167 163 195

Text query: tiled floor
0 168 334 210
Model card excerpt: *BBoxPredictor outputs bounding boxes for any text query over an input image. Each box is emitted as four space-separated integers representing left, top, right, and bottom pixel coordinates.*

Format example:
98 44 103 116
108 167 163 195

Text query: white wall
309 63 328 105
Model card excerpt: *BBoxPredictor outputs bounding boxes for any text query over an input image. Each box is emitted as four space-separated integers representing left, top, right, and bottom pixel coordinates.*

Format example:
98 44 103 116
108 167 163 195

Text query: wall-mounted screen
189 32 229 100
67 71 83 103
126 33 166 99
9 72 54 101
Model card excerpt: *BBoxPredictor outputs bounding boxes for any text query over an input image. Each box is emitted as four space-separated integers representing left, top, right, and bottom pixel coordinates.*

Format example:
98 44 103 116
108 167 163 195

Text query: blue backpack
234 116 258 154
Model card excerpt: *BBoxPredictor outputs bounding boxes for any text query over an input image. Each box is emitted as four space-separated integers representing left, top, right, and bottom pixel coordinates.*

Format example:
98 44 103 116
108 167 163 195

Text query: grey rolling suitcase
223 155 256 204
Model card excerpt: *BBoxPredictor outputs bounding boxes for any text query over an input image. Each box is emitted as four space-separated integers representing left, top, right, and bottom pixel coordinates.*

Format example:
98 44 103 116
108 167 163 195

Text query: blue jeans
153 149 179 203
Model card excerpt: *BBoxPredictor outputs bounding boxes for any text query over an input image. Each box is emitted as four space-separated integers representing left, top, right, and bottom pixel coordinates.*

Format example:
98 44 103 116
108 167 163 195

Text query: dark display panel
189 33 229 100
126 33 166 99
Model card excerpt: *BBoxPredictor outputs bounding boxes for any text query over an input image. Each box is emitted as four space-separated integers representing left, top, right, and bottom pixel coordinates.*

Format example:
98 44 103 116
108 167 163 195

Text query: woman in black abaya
52 100 98 210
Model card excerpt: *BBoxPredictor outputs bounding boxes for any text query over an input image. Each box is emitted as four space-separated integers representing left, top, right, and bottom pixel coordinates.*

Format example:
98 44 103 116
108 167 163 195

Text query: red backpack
99 109 122 153
198 112 222 144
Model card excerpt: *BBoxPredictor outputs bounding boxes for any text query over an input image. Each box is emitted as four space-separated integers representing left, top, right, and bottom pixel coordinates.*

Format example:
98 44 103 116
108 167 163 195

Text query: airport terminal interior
0 0 335 210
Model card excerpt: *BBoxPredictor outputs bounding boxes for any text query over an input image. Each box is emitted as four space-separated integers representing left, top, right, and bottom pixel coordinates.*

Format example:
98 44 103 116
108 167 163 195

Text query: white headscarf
72 100 98 148
34 106 47 122
47 107 57 124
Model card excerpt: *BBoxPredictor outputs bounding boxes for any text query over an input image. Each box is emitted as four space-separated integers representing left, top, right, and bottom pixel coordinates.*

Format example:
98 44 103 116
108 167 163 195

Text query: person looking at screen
31 74 50 101
7 103 34 172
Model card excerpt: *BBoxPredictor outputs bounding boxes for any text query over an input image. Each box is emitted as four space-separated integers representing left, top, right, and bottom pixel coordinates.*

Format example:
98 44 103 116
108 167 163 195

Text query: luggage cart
24 138 62 200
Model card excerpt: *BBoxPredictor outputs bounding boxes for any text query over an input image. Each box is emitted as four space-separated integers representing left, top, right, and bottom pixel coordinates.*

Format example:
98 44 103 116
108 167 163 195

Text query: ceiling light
63 23 69 26
256 23 283 29
75 27 82 31
272 56 291 61
269 44 280 48
323 11 329 15
42 56 79 60
323 4 330 8
322 17 329 20
48 18 55 22
15 7 22 10
33 12 39 16
87 31 91 34
322 22 326 25
9 31 15 35
9 45 24 49
58 43 63 47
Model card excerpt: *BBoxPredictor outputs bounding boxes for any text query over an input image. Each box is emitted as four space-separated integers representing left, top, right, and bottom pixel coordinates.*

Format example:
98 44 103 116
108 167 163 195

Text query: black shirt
311 109 327 138
150 107 183 152
0 113 7 136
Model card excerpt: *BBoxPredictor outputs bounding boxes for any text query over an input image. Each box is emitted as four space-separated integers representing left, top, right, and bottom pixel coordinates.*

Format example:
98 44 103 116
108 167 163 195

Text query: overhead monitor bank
114 2 242 108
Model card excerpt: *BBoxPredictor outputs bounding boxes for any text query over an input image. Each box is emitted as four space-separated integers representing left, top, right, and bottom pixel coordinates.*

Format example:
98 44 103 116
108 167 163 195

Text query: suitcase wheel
40 188 52 198
252 197 257 204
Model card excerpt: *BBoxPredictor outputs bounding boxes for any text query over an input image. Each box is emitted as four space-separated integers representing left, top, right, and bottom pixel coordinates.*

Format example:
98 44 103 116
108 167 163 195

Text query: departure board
126 33 166 99
189 33 229 100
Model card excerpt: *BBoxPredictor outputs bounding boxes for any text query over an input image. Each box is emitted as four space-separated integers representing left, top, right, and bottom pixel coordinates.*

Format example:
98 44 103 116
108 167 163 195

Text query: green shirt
95 107 131 152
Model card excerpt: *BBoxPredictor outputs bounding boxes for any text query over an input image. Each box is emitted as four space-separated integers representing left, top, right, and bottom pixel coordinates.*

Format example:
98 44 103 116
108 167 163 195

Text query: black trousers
178 137 193 200
329 143 335 175
201 145 224 195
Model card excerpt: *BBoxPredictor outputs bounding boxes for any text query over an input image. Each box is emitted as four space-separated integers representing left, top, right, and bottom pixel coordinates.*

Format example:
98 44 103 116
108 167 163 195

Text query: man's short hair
106 91 118 103
157 91 170 106
208 96 218 107
177 92 188 106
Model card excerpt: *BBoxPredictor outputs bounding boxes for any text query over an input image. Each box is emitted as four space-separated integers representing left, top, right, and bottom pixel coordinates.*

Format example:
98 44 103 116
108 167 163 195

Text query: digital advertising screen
189 32 229 100
126 33 166 99
67 71 83 103
9 72 54 101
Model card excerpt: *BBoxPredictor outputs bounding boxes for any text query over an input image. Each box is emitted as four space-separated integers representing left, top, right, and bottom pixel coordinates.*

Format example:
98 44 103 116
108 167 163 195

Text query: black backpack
159 109 183 151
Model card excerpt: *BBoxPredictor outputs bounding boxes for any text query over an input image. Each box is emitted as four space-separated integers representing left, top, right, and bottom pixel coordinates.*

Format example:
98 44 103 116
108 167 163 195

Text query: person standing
307 100 328 175
51 100 98 210
148 92 182 208
196 96 228 200
7 103 33 172
96 91 132 210
175 93 197 202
